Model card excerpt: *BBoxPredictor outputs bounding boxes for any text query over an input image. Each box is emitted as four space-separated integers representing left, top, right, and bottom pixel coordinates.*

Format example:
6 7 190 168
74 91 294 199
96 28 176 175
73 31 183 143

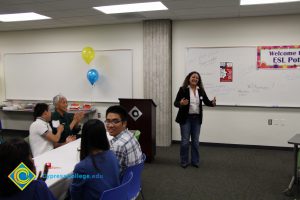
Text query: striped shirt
110 129 143 173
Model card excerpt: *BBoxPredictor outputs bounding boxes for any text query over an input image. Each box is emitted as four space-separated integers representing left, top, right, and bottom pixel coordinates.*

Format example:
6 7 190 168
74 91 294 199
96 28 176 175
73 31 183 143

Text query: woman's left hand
37 163 50 181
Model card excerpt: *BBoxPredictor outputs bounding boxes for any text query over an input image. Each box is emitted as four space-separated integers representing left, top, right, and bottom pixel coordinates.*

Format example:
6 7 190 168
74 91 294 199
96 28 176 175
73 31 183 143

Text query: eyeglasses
104 119 122 125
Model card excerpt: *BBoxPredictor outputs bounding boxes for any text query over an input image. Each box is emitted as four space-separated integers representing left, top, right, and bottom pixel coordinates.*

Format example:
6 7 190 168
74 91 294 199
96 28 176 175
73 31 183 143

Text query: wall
1 15 300 147
172 15 300 147
0 23 143 129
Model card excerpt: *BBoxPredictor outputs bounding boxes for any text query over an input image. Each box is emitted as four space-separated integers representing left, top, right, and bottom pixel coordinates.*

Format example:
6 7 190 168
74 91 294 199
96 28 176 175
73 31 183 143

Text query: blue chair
122 153 146 200
100 171 133 200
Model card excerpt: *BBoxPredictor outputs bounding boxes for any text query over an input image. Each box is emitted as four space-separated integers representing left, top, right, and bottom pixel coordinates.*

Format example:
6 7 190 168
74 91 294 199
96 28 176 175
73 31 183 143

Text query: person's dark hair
0 138 35 197
105 105 128 122
80 119 110 171
33 103 49 120
182 71 204 89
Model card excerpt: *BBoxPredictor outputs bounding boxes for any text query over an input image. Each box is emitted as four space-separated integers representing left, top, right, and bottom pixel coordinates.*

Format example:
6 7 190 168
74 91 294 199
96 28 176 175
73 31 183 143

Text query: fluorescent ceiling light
240 0 300 5
0 12 50 22
93 1 168 14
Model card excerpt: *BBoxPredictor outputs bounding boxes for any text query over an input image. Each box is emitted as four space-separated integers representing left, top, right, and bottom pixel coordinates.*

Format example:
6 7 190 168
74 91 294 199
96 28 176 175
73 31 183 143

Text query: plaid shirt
110 129 143 173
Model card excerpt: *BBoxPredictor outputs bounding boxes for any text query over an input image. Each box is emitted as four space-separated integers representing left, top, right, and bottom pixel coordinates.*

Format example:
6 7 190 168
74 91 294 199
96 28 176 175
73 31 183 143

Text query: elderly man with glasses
105 105 143 174
51 94 84 145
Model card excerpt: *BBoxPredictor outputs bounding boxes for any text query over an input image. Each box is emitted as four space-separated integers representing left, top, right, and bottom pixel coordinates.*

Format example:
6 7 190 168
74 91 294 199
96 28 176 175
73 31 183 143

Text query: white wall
0 23 143 129
172 15 300 147
1 16 300 147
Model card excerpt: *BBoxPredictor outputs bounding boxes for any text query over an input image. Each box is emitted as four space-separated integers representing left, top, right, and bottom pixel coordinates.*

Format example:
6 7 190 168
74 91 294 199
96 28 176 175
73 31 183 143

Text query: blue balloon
87 69 99 85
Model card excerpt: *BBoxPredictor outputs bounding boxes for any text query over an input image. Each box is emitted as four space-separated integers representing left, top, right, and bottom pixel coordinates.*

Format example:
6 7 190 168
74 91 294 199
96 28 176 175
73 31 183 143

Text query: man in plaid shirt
105 105 143 173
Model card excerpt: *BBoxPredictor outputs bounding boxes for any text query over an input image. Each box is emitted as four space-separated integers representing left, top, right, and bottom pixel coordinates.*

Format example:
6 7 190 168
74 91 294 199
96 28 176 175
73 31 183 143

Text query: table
33 139 81 200
285 134 300 196
33 132 112 200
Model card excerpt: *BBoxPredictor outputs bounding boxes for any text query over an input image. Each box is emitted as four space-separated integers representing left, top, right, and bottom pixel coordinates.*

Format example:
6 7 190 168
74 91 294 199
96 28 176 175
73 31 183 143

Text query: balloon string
91 84 94 107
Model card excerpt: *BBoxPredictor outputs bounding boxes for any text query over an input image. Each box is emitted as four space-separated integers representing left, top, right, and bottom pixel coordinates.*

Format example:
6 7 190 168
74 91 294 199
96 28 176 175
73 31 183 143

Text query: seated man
29 103 73 157
51 94 84 144
105 105 143 173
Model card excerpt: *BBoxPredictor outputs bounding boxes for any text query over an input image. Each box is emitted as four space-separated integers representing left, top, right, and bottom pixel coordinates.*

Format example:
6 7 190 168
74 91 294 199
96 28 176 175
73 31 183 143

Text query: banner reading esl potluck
257 45 300 69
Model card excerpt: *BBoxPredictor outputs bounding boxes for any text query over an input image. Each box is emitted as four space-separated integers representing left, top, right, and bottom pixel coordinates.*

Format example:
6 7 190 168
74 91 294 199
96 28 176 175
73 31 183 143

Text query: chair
134 130 141 141
0 136 4 144
100 171 133 200
122 153 146 200
129 130 141 141
24 136 30 143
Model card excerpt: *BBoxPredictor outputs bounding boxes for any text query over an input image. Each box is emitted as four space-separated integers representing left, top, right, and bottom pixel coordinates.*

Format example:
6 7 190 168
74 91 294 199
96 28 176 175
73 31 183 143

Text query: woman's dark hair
105 105 128 122
0 138 35 197
80 119 110 171
182 71 204 89
33 103 49 120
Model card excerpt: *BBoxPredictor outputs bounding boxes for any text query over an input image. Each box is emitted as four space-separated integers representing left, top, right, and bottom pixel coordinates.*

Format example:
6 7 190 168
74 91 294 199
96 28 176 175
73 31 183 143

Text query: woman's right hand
212 97 216 106
180 98 189 106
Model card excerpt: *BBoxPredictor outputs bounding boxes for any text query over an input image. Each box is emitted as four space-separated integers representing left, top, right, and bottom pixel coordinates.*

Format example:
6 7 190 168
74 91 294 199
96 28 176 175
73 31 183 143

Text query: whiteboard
4 50 133 102
186 47 300 107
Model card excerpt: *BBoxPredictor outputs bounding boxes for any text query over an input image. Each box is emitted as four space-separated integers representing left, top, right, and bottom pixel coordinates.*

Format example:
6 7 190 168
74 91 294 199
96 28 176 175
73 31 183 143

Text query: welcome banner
257 45 300 69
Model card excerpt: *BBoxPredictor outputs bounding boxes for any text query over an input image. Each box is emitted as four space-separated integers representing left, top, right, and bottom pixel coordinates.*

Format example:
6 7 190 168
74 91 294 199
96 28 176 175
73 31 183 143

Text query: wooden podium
119 98 156 162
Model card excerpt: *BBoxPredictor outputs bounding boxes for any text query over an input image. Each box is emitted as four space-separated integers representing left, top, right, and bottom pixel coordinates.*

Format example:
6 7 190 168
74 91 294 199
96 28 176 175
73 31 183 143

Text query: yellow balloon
82 47 95 64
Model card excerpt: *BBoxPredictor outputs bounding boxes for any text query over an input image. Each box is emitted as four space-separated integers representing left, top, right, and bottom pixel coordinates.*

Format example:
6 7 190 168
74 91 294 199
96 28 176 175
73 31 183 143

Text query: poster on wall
220 62 233 82
257 45 300 69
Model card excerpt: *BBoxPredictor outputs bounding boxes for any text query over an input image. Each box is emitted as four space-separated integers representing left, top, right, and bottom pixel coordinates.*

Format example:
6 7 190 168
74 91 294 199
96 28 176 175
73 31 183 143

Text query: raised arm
174 87 188 108
70 112 84 130
201 89 216 107
44 124 64 143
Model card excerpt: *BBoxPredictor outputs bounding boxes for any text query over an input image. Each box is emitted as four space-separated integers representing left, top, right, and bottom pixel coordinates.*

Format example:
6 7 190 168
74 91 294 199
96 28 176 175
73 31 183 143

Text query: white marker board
4 50 133 102
186 47 300 107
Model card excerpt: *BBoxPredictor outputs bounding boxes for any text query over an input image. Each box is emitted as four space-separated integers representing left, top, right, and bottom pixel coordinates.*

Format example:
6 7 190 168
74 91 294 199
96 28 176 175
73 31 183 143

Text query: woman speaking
174 71 216 168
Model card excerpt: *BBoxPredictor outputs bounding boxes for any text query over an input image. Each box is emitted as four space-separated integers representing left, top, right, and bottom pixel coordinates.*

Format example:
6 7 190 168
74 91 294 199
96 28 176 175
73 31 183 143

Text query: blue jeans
179 115 201 166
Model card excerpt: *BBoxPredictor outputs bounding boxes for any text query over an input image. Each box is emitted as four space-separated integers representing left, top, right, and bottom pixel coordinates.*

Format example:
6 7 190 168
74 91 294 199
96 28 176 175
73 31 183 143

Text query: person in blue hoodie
0 138 56 200
70 119 120 200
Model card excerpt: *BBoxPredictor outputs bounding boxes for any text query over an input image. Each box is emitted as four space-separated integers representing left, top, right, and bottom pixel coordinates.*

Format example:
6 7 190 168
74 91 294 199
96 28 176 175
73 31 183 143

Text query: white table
33 139 81 200
33 133 113 199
